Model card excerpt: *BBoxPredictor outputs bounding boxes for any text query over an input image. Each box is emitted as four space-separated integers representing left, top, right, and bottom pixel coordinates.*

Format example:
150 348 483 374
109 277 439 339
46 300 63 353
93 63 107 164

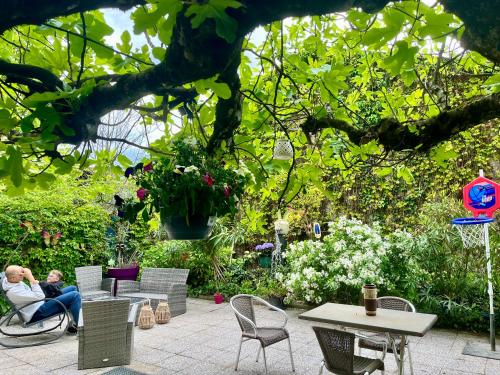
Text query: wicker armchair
78 298 138 369
75 266 115 299
230 294 295 374
313 326 386 375
0 272 71 348
357 297 415 375
116 268 189 316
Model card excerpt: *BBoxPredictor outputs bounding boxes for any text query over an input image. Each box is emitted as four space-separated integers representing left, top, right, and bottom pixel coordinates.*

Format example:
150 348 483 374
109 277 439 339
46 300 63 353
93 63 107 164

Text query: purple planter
107 265 140 295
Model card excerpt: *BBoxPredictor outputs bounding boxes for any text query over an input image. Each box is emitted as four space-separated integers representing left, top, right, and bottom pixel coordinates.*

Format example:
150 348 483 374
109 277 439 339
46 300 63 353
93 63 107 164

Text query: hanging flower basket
115 138 249 240
162 215 215 240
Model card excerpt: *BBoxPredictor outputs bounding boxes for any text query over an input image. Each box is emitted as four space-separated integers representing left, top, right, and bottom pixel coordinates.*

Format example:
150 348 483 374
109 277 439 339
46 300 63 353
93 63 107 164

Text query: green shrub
381 230 429 301
413 198 500 331
0 188 110 285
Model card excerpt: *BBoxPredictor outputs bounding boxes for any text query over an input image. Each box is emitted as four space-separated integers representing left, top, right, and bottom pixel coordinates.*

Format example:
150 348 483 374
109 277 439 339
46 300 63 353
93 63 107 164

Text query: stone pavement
0 298 499 374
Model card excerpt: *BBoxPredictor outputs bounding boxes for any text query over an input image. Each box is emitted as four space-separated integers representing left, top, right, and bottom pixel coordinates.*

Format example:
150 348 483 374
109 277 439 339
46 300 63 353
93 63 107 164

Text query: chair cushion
118 292 168 302
358 333 403 353
353 356 384 374
80 290 111 300
243 327 289 347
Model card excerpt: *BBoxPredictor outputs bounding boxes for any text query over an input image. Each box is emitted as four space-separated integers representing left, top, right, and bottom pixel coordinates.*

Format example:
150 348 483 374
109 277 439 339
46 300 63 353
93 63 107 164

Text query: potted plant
255 242 274 268
106 220 140 291
258 278 287 310
120 138 248 240
213 291 224 304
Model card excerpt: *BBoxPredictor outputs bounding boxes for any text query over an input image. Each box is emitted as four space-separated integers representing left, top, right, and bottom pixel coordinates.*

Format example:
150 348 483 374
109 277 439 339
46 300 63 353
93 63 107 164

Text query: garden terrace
0 299 498 374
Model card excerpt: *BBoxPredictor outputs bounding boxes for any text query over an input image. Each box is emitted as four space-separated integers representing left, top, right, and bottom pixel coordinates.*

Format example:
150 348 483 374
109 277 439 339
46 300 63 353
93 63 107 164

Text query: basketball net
453 222 487 248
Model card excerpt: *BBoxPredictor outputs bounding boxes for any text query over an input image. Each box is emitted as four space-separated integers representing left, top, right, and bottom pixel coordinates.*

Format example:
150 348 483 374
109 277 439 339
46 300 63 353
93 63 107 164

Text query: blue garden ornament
313 222 321 239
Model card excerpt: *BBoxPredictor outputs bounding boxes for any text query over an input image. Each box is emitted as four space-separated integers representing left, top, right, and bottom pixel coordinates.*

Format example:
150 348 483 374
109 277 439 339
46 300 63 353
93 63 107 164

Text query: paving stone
0 354 27 369
0 298 493 374
157 354 199 372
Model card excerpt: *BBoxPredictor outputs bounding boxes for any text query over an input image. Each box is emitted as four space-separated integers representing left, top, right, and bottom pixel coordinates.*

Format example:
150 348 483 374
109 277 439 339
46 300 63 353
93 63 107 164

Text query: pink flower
136 187 148 201
223 185 231 198
143 162 153 172
41 230 51 247
203 173 214 187
52 232 62 246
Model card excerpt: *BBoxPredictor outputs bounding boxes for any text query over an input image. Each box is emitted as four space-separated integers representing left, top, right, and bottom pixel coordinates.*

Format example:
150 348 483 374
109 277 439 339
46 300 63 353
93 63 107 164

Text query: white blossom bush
284 217 387 304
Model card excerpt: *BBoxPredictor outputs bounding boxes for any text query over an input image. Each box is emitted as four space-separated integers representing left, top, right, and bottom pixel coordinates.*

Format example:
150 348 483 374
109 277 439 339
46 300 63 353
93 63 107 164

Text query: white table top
299 303 438 337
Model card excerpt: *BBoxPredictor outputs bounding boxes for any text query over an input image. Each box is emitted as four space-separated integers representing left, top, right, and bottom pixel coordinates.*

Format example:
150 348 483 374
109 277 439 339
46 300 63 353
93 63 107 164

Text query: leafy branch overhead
0 0 499 190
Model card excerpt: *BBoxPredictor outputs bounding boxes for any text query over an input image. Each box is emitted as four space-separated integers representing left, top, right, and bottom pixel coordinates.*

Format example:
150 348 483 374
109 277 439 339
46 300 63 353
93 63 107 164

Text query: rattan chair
75 266 115 299
77 298 138 369
230 294 295 374
358 296 415 375
0 272 71 348
116 267 189 316
313 326 386 375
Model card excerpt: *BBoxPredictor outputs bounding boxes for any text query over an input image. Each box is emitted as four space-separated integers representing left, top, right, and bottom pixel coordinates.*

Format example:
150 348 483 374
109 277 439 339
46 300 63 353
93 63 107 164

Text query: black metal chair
230 294 295 374
313 326 386 375
357 296 415 375
0 272 71 348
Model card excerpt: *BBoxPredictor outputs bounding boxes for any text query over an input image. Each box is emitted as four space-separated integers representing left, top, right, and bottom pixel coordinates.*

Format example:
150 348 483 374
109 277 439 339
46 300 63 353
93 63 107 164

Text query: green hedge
0 189 110 285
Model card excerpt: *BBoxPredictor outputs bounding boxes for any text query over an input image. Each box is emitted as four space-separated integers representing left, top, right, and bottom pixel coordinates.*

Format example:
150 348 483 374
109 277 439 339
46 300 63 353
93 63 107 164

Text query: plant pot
107 264 140 296
162 215 215 240
214 293 224 304
268 296 285 310
258 254 272 268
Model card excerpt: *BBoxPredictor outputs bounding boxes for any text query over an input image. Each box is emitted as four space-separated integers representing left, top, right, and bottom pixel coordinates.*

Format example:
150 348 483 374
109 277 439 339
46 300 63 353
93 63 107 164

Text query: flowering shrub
120 139 248 223
284 217 387 304
255 242 274 252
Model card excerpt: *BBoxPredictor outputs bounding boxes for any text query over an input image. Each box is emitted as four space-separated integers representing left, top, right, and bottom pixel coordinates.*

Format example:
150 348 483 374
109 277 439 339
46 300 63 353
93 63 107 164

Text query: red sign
462 176 499 218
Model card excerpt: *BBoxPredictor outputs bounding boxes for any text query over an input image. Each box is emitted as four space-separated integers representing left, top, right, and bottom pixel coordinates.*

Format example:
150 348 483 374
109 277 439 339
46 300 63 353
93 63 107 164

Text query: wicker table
81 296 149 326
299 303 438 375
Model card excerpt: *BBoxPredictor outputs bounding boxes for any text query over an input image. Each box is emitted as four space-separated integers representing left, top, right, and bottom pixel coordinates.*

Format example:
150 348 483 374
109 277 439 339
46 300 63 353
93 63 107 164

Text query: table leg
398 335 406 375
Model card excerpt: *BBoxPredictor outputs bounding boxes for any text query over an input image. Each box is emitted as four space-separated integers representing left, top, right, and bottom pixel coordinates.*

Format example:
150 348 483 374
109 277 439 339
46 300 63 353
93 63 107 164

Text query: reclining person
39 269 65 298
2 265 80 334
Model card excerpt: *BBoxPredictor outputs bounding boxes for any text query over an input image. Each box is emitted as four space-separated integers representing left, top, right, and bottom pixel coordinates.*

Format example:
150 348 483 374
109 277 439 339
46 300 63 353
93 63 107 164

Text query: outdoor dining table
299 303 438 375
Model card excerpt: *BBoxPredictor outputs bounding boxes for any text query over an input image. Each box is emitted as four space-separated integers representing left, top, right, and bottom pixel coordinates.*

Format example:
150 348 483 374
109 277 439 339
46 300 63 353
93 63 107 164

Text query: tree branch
301 92 500 152
1 0 145 35
0 58 63 90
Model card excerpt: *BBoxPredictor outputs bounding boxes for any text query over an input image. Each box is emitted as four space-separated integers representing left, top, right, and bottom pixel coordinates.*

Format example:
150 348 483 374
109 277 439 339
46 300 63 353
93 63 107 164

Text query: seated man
2 265 80 334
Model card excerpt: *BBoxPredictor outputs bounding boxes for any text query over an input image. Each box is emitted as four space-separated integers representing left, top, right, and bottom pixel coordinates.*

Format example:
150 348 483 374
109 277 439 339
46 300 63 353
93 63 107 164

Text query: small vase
363 284 378 316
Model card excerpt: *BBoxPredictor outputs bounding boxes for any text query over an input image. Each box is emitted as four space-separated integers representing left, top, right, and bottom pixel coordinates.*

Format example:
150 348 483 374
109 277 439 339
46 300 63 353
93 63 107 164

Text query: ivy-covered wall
0 187 110 284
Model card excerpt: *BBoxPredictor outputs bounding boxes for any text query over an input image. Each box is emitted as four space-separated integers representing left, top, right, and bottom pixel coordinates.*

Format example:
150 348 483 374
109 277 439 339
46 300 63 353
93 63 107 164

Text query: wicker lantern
273 139 293 160
138 301 155 329
155 301 171 324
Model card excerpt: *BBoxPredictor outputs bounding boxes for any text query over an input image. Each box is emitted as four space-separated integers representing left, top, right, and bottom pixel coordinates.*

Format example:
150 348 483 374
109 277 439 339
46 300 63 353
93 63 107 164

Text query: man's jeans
30 286 81 325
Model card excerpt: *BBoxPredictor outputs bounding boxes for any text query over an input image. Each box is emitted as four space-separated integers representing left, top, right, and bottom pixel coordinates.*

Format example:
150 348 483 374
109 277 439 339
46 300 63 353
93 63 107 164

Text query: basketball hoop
452 217 494 248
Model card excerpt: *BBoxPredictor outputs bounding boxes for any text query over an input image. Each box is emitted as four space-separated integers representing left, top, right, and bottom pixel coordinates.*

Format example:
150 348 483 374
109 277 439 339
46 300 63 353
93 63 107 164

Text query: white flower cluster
284 216 387 304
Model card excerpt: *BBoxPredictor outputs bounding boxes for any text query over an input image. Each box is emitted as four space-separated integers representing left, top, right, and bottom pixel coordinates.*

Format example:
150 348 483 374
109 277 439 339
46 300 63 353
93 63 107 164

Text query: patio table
299 303 438 375
80 295 150 326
